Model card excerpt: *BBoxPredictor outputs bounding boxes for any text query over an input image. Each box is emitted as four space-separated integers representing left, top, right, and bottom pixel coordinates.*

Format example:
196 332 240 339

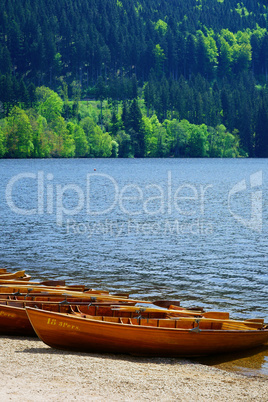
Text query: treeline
0 0 268 85
2 70 268 157
0 0 268 157
0 85 247 159
143 72 268 157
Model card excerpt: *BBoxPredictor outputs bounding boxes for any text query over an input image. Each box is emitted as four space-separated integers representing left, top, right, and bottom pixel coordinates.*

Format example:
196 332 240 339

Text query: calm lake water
0 158 267 375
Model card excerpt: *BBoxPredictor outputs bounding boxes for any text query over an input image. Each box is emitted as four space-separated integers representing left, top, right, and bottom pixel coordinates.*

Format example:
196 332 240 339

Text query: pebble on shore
0 336 267 401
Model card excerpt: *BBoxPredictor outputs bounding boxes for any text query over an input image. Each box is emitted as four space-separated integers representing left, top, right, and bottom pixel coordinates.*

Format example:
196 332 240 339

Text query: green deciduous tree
208 124 240 157
187 124 209 157
4 106 34 157
80 116 112 157
67 122 88 157
26 109 53 157
0 125 6 156
50 116 75 157
36 86 63 123
115 130 133 158
154 19 168 37
164 118 190 157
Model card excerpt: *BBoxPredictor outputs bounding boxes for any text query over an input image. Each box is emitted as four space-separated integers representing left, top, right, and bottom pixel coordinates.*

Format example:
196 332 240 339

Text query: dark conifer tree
28 83 37 108
0 74 14 115
255 98 268 157
121 100 130 131
128 98 145 157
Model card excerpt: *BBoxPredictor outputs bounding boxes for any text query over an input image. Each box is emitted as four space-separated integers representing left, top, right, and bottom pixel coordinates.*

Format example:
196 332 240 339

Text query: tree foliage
0 0 268 156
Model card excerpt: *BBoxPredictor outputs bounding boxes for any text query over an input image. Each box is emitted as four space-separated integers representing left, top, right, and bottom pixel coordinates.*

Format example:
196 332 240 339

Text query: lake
0 158 267 375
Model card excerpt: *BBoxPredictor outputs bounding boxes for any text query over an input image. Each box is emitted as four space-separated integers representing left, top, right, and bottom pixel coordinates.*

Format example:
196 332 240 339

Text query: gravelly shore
0 336 267 401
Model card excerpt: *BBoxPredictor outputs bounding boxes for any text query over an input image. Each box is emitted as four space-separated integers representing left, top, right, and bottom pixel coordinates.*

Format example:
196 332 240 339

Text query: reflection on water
0 158 267 376
193 343 268 378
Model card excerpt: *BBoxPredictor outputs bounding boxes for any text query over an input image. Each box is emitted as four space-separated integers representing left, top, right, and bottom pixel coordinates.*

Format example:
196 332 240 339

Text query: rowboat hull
0 271 31 280
0 304 35 336
0 277 32 285
26 307 268 357
0 301 167 336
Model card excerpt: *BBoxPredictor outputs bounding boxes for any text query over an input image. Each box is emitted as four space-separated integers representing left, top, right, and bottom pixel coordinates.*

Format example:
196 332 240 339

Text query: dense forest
0 0 268 157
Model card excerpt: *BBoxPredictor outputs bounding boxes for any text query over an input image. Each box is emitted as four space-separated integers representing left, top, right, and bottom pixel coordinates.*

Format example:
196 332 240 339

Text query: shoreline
1 336 267 401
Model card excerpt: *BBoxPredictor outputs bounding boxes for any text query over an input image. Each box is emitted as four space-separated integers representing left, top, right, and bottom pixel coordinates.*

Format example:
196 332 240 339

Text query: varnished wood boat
0 285 222 317
0 281 88 291
0 297 235 337
0 270 31 280
0 304 36 336
0 300 164 336
0 285 150 306
25 307 268 357
0 279 67 286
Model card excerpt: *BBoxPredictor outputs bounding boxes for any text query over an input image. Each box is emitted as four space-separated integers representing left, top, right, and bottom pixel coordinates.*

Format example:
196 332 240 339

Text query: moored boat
0 301 168 336
0 297 238 337
0 270 31 280
0 304 35 336
25 307 268 357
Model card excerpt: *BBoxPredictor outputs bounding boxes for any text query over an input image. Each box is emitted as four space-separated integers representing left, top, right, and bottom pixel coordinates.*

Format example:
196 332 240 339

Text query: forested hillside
0 0 268 157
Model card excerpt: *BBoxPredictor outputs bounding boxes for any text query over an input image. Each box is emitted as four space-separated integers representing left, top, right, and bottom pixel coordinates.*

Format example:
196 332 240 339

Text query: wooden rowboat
0 298 237 337
0 285 149 304
25 307 268 357
0 300 164 336
0 281 88 291
0 270 31 280
0 279 66 286
0 304 36 336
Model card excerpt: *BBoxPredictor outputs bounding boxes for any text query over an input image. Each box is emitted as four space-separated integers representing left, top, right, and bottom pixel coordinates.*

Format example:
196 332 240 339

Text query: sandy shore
0 336 267 401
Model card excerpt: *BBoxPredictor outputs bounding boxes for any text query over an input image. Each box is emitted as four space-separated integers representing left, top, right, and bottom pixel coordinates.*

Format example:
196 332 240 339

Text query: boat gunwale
25 307 268 335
